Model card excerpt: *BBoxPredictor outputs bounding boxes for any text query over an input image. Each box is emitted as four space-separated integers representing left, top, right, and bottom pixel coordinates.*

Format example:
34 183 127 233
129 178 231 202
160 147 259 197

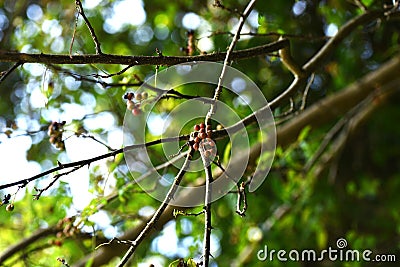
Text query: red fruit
194 137 201 143
199 132 207 139
132 108 141 116
194 124 200 131
193 143 199 151
200 123 205 129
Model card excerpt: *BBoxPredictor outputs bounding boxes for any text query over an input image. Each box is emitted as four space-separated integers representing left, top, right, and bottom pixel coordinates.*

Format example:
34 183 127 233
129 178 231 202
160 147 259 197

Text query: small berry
141 92 148 99
135 93 143 101
132 107 141 116
200 123 205 129
194 137 201 143
127 100 135 110
199 128 205 133
216 124 223 130
193 143 199 151
204 150 211 158
199 132 207 139
194 124 201 131
6 203 14 212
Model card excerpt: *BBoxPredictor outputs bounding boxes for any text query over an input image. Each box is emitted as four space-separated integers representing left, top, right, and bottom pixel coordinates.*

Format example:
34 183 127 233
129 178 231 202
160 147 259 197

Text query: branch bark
0 40 288 66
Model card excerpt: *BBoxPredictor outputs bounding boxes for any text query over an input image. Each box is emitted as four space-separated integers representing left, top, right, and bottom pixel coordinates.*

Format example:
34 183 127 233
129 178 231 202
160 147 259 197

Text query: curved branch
303 10 390 72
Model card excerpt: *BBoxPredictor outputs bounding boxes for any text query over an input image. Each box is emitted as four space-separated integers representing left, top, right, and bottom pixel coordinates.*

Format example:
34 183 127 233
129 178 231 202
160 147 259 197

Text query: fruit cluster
190 123 216 158
124 91 148 116
56 216 78 238
48 121 66 150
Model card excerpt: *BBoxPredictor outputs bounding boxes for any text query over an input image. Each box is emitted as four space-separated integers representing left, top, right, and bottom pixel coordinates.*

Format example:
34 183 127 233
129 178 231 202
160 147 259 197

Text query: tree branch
200 146 214 267
205 0 257 125
75 0 103 54
0 135 189 191
116 148 194 267
0 40 288 65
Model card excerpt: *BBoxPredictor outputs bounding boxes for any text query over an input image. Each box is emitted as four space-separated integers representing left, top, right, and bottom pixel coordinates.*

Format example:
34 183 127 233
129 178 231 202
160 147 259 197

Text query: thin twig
213 0 243 16
205 0 257 126
93 64 135 79
300 73 315 110
117 148 194 267
33 165 84 200
79 134 117 151
0 62 22 83
199 145 213 267
200 31 329 42
69 7 79 57
0 135 190 191
75 0 103 54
